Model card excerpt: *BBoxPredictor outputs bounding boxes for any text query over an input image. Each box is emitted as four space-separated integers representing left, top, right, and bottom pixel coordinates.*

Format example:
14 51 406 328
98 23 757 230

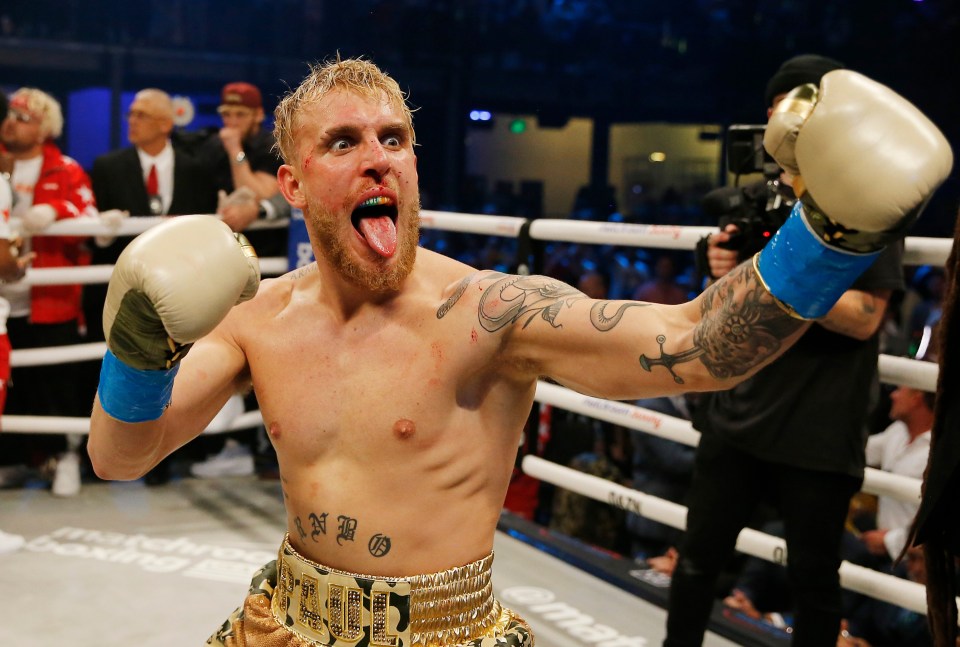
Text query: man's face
280 89 420 293
1 103 44 154
888 385 921 422
217 105 263 139
127 95 172 149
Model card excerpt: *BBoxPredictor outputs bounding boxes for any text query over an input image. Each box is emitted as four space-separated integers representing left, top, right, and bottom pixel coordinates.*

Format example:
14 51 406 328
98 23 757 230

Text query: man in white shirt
859 383 934 562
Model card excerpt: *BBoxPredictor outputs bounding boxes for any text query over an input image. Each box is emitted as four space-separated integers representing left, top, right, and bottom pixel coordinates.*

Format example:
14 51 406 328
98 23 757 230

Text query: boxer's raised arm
472 70 952 399
88 216 259 480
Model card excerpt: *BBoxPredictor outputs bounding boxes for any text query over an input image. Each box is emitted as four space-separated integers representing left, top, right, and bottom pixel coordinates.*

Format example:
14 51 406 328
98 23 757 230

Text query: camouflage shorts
207 536 534 647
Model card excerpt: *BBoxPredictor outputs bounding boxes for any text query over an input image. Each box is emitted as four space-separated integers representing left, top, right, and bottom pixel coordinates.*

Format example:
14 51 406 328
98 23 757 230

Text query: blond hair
11 87 64 140
273 56 415 165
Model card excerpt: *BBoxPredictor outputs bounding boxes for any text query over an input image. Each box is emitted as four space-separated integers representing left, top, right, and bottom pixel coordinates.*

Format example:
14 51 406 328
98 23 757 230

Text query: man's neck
905 412 934 441
10 144 43 162
138 139 169 157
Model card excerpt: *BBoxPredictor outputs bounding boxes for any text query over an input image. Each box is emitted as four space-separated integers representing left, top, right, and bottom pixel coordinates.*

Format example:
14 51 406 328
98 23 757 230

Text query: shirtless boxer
88 58 952 647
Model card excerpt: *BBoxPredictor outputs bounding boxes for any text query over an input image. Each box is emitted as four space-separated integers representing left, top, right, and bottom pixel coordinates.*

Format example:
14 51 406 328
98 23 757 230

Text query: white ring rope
522 454 933 616
37 215 287 237
1 409 263 436
878 354 939 392
32 213 951 266
530 220 718 251
534 380 922 505
525 218 952 266
420 210 528 237
23 257 289 286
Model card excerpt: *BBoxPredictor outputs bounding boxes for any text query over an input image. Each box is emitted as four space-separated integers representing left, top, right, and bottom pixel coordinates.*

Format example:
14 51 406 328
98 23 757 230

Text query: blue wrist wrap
97 349 179 423
756 202 880 319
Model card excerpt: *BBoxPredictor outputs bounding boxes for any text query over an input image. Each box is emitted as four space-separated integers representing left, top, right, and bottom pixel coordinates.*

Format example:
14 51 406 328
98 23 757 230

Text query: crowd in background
0 67 950 645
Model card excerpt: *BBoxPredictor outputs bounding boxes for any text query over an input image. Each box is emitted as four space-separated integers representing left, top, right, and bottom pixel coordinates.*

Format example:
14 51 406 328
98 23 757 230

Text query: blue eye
331 139 352 151
383 135 401 147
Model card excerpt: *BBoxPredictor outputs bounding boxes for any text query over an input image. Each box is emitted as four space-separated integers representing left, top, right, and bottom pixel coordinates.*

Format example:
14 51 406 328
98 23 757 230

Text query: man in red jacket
0 87 95 497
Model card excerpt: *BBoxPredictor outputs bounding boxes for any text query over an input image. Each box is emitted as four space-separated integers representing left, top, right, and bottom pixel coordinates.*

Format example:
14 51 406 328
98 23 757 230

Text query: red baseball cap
220 82 262 110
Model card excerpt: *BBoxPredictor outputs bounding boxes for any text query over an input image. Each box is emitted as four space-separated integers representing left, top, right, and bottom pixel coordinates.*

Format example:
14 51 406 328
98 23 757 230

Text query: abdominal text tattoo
294 510 392 557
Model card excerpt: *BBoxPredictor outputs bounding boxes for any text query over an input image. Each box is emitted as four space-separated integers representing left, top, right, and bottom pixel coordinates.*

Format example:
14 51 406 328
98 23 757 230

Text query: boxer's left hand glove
97 215 259 422
757 70 953 318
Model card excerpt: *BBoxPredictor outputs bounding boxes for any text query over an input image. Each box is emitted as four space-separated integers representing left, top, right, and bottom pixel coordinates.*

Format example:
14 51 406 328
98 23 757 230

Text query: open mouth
351 195 399 258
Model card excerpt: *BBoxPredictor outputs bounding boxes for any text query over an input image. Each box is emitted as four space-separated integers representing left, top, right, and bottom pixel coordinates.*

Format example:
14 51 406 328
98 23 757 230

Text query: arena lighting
469 110 492 121
509 118 527 134
649 152 666 162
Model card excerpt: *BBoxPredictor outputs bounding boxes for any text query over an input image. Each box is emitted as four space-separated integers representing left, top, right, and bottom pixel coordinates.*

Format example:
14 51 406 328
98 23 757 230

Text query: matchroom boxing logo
25 527 274 583
500 586 650 646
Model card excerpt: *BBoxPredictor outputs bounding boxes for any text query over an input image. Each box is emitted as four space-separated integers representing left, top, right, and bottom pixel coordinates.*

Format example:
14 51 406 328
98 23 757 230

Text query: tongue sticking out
358 215 397 258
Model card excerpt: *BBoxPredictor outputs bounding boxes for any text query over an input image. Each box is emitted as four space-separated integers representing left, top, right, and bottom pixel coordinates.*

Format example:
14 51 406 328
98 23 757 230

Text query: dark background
1 0 957 233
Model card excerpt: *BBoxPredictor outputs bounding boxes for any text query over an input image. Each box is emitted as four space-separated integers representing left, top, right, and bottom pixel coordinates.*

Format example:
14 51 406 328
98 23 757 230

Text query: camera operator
664 55 907 647
696 141 793 280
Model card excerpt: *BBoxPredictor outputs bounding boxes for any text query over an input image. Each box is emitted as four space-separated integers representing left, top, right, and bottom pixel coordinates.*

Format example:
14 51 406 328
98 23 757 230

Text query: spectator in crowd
626 394 697 561
838 547 933 647
87 87 220 485
549 426 632 553
723 382 934 628
664 54 905 647
853 383 934 570
0 90 37 553
191 81 288 480
201 81 288 239
633 253 689 304
0 87 96 497
88 87 217 338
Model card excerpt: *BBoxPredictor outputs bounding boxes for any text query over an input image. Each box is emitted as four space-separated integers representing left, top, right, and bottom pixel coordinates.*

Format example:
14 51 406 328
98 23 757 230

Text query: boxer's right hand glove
97 215 260 422
757 70 953 318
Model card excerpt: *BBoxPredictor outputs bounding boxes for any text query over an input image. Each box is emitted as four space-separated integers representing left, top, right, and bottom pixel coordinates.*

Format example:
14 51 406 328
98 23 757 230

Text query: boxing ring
0 212 951 646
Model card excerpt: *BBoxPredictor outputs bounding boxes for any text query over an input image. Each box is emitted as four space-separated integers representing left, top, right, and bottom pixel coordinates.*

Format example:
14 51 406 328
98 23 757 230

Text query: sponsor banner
25 527 275 584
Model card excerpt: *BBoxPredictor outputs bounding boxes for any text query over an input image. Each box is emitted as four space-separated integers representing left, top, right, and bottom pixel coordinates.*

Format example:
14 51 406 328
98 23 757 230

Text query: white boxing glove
98 215 260 422
756 70 953 319
764 70 953 245
104 215 260 368
21 203 57 235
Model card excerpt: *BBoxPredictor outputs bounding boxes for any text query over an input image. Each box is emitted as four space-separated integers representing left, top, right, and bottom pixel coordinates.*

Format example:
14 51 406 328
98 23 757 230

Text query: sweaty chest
247 318 493 450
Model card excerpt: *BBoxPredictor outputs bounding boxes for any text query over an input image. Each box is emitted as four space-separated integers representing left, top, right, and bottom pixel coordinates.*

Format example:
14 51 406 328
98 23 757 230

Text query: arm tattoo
590 301 649 330
477 275 585 331
859 293 878 316
639 263 806 383
439 274 648 333
436 272 507 319
289 263 317 281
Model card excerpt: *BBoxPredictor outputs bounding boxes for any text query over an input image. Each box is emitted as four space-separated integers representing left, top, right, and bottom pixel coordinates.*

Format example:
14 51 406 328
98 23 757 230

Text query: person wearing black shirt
663 55 906 647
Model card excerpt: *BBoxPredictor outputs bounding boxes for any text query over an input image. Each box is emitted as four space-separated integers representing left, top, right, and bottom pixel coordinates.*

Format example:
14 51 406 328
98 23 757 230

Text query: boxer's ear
277 165 305 209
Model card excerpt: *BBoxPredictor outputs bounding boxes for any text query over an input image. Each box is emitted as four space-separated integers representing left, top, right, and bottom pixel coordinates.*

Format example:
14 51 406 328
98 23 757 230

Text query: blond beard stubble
306 197 421 293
